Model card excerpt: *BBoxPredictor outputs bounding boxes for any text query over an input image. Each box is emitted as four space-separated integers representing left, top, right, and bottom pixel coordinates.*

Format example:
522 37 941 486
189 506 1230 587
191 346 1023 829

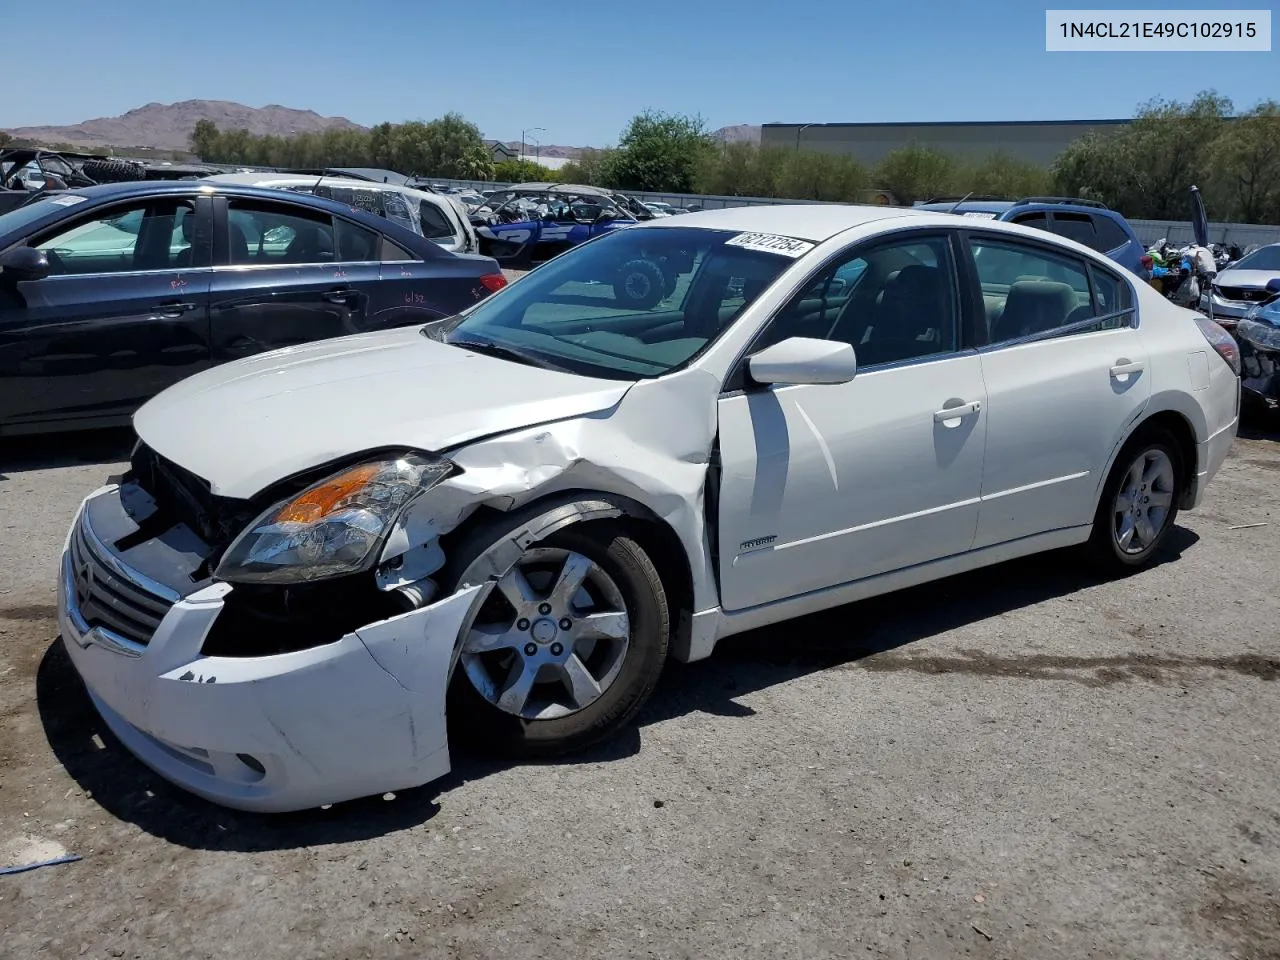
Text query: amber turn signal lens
273 463 381 524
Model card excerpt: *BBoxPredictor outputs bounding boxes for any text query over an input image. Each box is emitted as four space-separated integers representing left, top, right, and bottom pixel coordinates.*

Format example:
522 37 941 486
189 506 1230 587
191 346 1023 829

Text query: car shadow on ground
0 428 134 478
36 529 1199 852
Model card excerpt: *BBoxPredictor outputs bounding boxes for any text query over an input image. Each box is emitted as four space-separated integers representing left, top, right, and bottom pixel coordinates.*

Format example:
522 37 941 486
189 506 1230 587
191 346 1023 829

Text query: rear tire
445 522 669 758
614 259 666 309
1086 428 1184 575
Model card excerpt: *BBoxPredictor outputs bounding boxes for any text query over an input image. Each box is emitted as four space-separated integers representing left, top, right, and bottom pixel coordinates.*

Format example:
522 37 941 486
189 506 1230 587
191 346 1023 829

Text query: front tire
446 522 669 757
1087 428 1183 575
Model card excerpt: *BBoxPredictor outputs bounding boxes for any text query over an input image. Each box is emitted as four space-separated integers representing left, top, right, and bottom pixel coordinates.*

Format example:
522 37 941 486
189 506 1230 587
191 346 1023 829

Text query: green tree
953 152 1050 199
779 150 868 201
604 110 715 192
493 158 560 182
457 145 496 180
1052 90 1231 218
558 148 616 186
1211 100 1280 223
872 145 957 206
189 119 220 160
391 112 488 178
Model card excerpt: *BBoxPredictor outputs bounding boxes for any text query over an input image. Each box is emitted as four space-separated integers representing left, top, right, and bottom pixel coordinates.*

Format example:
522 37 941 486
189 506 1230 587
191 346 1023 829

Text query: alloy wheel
460 548 631 721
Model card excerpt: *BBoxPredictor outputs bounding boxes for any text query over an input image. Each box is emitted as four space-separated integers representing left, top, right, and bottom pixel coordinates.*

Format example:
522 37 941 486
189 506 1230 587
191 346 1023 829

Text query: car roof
204 172 446 203
1 180 437 251
639 203 931 241
915 200 1014 215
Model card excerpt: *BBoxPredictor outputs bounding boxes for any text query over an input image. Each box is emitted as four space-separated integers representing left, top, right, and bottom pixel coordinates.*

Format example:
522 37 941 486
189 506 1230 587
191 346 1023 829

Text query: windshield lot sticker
962 211 999 219
725 232 816 258
49 195 88 207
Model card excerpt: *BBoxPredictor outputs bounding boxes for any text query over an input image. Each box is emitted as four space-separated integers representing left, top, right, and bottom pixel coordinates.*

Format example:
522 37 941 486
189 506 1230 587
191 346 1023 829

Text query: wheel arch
440 489 695 658
1096 405 1200 512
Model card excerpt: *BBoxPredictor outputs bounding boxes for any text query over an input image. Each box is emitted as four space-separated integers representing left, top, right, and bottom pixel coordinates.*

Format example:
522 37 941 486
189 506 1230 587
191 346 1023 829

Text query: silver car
1202 243 1280 323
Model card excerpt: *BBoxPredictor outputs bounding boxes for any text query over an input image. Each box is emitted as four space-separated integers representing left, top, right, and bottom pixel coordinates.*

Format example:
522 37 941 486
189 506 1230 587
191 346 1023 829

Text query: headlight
214 453 456 585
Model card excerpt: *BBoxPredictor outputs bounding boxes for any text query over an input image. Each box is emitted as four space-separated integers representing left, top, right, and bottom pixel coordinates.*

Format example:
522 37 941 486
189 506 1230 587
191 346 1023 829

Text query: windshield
443 226 794 379
1233 245 1280 272
0 194 87 238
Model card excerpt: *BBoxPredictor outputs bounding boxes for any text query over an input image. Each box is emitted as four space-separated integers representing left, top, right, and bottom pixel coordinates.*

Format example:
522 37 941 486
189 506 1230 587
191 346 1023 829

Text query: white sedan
56 205 1240 812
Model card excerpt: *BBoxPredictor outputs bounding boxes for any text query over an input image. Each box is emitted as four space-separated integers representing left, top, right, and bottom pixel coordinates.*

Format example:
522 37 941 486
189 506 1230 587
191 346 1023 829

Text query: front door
715 231 989 612
209 196 379 362
963 232 1151 548
0 195 212 429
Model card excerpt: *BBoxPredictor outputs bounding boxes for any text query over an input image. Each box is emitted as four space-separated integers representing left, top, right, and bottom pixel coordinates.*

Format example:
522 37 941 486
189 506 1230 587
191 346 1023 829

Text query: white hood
133 326 631 498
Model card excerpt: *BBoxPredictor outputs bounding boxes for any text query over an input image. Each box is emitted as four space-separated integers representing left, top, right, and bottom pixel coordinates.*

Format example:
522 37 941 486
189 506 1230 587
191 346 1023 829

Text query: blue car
914 196 1151 279
471 183 639 266
0 180 506 435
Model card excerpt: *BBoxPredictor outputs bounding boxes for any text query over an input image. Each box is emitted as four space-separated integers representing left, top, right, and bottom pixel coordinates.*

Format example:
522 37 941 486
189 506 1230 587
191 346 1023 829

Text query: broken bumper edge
56 496 485 813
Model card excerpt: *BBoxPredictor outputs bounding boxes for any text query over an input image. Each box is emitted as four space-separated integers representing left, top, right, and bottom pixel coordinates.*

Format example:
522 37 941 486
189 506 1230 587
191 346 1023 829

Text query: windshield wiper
444 335 560 370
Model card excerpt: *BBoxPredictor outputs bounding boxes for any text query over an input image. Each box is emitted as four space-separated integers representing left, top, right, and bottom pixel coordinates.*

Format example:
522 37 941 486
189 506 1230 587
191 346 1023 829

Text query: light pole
795 122 816 152
521 127 546 164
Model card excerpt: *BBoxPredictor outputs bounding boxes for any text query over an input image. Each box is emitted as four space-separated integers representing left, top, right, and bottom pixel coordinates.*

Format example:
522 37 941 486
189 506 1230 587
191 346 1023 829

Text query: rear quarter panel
1120 291 1238 503
372 255 499 329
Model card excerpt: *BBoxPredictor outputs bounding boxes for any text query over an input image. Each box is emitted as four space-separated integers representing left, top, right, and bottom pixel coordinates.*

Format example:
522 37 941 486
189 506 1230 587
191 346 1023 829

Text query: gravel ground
1 421 1278 960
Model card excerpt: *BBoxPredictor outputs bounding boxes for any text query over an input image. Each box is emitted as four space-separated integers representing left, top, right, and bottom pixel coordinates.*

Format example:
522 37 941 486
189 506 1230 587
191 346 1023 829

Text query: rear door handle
1110 360 1145 379
323 288 354 304
934 400 981 424
157 301 197 317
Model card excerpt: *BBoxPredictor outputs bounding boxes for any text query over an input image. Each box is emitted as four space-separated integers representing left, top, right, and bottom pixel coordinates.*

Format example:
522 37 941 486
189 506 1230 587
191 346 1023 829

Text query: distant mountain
3 100 765 158
4 100 366 152
495 141 585 161
713 124 762 144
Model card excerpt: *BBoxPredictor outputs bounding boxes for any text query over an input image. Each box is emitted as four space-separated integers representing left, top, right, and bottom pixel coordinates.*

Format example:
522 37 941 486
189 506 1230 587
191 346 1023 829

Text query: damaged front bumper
1236 315 1280 406
56 484 484 813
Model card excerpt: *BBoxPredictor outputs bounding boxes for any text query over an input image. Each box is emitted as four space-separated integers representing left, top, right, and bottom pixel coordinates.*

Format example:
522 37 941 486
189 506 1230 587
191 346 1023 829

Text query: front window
1233 245 1280 272
440 227 794 379
33 199 195 275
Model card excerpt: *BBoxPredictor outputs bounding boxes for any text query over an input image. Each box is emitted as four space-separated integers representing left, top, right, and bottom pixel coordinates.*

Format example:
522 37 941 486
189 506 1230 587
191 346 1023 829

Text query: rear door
964 231 1149 548
209 196 379 361
0 194 213 429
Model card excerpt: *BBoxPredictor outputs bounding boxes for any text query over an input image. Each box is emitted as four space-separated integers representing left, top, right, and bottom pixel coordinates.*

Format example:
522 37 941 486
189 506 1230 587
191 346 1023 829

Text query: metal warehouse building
761 119 1132 167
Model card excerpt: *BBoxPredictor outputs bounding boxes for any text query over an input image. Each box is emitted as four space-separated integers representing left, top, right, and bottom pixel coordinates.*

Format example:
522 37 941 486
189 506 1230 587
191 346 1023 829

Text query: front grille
1218 286 1271 303
69 518 175 647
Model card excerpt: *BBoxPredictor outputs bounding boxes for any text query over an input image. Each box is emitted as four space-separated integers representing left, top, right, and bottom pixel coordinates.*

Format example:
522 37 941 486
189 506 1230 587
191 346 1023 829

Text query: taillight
479 273 507 293
1195 315 1241 376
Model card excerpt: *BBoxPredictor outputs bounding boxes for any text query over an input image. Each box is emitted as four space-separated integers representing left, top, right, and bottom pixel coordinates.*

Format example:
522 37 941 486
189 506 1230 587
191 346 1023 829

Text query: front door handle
934 400 981 424
323 288 354 304
157 300 197 317
1110 359 1145 379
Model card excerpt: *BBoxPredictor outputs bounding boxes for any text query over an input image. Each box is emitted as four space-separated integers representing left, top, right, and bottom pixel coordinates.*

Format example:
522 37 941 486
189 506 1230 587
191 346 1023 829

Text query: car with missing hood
469 182 641 266
57 204 1239 812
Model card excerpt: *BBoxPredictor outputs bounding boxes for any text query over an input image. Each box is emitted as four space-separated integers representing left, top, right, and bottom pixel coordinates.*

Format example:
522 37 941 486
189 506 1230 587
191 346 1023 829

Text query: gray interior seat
991 280 1079 342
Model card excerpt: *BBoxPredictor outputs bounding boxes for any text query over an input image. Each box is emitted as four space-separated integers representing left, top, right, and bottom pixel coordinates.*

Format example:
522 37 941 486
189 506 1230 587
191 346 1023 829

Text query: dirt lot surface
1 423 1278 960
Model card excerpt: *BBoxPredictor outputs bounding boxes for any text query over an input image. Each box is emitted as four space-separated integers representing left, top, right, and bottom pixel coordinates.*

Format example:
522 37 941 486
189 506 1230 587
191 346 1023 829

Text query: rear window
1094 215 1131 252
1049 212 1097 248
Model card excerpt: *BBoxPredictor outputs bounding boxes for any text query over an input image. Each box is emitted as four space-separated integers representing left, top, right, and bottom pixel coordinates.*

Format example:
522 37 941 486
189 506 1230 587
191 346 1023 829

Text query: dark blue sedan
0 181 507 434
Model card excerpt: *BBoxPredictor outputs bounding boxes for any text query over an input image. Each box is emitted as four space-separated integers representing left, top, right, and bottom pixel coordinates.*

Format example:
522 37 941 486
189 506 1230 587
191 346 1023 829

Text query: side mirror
594 211 614 224
0 246 52 283
747 337 858 386
1266 278 1280 294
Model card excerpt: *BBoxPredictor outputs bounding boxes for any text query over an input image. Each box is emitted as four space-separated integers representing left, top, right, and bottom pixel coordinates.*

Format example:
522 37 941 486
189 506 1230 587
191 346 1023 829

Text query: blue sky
3 0 1275 146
